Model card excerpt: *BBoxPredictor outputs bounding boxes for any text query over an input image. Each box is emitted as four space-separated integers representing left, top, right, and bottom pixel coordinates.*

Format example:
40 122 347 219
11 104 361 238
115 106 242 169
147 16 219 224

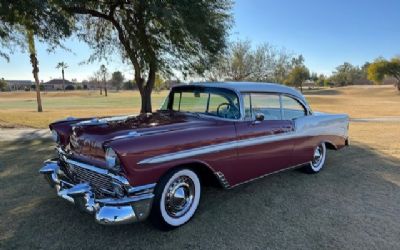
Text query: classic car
39 82 349 230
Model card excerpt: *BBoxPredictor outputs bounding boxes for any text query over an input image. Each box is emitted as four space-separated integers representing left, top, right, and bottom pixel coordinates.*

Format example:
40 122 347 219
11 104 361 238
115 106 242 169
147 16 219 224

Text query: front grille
60 160 120 197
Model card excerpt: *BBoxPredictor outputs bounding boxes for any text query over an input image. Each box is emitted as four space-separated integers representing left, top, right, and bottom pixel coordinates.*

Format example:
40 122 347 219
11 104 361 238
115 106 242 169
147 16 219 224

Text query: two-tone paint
41 82 349 225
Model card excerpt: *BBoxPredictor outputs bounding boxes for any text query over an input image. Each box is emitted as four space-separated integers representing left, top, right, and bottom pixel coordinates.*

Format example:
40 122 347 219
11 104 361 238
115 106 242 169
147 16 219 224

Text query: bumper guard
39 160 155 225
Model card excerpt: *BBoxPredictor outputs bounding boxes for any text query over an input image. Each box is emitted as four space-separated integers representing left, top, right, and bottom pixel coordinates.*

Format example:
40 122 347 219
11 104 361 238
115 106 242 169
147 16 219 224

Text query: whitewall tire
303 143 327 174
150 168 201 230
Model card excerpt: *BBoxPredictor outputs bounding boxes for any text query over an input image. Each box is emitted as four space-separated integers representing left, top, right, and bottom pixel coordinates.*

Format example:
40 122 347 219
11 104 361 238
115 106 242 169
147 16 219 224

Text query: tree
154 74 165 92
316 74 327 86
99 64 108 96
330 62 363 86
368 58 400 91
62 1 232 113
56 62 68 91
0 0 73 112
208 40 298 82
110 71 124 91
0 78 7 91
285 65 310 92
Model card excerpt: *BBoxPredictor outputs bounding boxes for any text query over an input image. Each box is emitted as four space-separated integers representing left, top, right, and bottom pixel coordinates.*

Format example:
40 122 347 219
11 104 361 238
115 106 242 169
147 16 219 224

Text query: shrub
65 85 75 90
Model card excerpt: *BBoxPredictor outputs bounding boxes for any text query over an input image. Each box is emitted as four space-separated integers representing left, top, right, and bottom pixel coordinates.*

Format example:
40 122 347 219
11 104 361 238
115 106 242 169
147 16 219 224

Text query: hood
68 111 210 160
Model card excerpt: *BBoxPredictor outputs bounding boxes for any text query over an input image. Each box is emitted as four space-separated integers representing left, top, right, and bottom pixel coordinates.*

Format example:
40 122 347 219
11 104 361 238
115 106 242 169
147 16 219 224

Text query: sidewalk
0 128 50 141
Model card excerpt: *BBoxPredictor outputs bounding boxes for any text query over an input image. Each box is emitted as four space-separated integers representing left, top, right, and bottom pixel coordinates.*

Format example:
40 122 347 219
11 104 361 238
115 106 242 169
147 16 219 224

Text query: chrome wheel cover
312 145 323 166
164 176 195 218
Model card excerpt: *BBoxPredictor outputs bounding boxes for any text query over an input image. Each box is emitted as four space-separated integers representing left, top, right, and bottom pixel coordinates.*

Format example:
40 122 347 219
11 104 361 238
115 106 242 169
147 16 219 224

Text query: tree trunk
62 69 65 91
99 80 102 95
27 30 42 112
103 76 107 96
140 88 152 113
137 65 156 113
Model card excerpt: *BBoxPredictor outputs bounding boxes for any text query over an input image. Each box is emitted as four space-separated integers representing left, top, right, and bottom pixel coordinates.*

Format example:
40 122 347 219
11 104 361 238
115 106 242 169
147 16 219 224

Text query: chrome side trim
215 171 230 189
138 113 349 165
127 183 156 195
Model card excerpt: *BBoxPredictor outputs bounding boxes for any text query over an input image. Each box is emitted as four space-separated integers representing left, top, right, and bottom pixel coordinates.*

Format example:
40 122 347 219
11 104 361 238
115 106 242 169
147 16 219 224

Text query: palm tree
26 29 42 112
56 62 68 91
100 64 108 96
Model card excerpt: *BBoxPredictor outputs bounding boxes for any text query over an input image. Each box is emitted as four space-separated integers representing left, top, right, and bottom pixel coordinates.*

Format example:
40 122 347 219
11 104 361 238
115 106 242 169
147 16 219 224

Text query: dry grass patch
1 86 399 128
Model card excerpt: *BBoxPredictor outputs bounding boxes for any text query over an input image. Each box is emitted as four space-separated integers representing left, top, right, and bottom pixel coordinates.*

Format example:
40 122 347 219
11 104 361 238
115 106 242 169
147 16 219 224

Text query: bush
65 85 75 90
123 80 135 90
77 85 82 90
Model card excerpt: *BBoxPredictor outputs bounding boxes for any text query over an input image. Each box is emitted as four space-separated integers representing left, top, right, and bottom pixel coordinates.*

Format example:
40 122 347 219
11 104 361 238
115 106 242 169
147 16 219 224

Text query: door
233 93 295 184
280 95 312 165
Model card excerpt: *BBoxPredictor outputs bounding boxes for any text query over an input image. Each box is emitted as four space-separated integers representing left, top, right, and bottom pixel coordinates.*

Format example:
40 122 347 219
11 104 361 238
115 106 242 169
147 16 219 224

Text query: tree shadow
1 139 399 249
304 88 340 96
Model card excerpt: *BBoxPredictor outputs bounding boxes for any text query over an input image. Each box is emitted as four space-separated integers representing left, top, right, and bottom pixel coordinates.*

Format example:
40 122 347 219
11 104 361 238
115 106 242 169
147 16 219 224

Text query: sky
1 0 400 81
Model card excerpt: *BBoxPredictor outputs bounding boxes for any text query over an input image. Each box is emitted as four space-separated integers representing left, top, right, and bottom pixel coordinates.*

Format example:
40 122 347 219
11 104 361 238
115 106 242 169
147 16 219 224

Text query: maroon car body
40 82 349 228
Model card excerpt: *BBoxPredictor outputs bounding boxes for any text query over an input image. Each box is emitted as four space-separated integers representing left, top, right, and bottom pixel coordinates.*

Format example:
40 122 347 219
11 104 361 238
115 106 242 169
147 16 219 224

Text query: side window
281 95 306 120
245 93 282 120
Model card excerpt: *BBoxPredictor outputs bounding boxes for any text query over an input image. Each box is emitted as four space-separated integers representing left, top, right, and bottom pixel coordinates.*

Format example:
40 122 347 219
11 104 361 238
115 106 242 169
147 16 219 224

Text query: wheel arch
323 140 338 150
158 160 225 189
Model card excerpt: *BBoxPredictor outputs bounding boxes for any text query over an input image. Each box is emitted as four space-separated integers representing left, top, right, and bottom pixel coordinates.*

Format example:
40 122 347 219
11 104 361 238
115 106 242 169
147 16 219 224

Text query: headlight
51 130 59 143
105 148 121 171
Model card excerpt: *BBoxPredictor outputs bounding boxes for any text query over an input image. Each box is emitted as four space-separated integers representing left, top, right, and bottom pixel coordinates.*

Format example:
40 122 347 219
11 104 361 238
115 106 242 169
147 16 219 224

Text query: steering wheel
216 102 240 119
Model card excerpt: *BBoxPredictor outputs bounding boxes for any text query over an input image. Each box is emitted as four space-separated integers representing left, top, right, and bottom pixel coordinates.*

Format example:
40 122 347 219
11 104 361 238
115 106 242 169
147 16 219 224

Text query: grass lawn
1 121 400 249
0 85 399 128
0 85 400 248
0 90 169 128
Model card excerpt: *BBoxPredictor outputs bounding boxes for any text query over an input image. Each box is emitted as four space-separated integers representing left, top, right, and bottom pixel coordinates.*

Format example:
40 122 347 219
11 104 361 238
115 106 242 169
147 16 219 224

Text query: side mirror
255 113 264 122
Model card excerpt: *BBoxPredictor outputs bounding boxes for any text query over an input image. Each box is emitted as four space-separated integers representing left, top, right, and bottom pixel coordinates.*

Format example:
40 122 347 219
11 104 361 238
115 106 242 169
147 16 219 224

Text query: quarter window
281 95 306 120
243 93 282 120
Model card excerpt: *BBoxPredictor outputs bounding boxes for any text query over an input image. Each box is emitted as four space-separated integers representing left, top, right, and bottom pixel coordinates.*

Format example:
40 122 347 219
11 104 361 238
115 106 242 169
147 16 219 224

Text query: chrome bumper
39 160 155 225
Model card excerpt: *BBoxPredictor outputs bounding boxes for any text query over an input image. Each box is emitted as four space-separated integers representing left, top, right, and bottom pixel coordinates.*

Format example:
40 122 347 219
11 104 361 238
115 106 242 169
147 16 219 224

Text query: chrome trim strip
138 112 349 165
127 183 156 195
138 132 297 165
95 193 155 205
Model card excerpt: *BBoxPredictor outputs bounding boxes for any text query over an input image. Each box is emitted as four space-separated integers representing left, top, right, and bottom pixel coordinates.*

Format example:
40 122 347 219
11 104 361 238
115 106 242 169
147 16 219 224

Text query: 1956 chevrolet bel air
40 82 349 230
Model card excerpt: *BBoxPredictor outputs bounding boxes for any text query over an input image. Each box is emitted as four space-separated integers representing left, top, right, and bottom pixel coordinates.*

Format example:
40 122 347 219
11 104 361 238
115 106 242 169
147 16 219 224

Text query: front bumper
39 160 155 225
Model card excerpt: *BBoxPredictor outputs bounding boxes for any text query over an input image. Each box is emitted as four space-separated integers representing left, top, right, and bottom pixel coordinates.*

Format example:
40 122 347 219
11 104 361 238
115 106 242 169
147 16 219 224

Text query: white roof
183 82 306 103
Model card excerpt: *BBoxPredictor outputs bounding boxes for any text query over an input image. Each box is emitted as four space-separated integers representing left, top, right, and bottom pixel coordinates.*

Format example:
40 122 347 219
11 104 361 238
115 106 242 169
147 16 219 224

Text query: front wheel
303 143 327 174
150 168 201 230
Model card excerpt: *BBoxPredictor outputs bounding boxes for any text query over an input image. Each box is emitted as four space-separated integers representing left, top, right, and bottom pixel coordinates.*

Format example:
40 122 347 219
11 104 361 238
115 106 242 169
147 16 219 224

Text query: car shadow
0 139 399 249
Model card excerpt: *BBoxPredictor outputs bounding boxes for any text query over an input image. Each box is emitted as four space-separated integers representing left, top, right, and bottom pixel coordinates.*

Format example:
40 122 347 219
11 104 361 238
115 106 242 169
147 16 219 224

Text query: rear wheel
303 143 327 174
150 168 201 230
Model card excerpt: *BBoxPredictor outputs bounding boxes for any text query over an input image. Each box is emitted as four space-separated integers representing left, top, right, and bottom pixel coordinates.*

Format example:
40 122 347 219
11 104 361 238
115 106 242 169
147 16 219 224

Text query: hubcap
312 145 324 167
165 176 195 218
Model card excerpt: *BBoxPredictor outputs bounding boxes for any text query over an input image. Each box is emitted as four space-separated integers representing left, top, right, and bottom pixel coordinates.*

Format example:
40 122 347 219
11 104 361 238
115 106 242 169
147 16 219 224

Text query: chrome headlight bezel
105 148 121 172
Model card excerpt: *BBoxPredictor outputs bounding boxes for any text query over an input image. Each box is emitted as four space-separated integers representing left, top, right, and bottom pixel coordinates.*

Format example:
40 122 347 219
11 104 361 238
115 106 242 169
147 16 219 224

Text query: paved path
0 117 399 141
0 128 50 141
350 117 400 122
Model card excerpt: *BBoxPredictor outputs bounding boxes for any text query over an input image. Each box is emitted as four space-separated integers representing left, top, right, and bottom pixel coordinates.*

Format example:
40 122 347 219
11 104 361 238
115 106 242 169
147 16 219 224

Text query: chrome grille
61 161 118 196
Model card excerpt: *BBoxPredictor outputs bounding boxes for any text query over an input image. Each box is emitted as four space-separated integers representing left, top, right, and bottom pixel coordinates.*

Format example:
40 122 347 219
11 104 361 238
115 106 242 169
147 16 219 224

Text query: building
5 80 33 91
43 79 74 90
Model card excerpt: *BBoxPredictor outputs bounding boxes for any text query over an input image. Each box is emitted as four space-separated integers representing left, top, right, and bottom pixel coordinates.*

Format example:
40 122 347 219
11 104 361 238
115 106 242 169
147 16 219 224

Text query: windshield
161 86 241 120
